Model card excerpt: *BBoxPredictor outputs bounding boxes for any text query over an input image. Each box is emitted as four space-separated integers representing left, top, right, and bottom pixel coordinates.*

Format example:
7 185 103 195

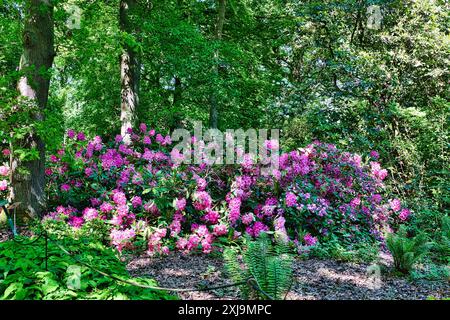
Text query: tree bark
120 0 140 143
209 0 226 129
13 0 54 218
170 76 184 130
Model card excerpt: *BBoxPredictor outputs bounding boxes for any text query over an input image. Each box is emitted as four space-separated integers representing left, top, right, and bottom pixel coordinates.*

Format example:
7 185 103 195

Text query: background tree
11 0 55 217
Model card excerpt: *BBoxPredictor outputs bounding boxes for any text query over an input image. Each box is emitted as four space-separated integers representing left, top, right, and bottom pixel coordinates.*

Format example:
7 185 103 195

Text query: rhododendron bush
43 125 411 255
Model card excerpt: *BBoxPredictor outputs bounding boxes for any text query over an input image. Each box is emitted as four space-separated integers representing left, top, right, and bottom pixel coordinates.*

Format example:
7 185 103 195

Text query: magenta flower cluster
44 125 410 254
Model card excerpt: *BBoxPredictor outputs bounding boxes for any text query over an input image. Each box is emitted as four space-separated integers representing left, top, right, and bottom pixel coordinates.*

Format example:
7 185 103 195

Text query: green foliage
224 233 294 300
309 238 380 263
410 263 450 282
42 218 111 245
386 226 431 274
0 236 176 300
431 215 450 264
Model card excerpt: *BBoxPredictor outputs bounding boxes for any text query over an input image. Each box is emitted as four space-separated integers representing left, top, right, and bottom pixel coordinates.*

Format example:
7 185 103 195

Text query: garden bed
127 253 449 300
2 228 447 300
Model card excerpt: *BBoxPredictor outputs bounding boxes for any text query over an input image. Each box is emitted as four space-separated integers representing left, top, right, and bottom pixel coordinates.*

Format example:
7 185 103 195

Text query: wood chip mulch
127 252 449 300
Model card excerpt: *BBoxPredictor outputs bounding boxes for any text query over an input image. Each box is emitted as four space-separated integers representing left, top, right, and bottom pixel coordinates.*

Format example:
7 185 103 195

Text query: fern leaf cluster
224 233 294 299
386 226 431 274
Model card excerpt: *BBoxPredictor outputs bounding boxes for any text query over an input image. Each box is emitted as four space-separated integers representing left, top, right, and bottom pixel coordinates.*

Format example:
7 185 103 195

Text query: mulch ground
127 252 449 300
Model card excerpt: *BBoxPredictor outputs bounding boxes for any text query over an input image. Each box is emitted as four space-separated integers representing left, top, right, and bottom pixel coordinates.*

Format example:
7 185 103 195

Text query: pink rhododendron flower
370 150 380 159
139 123 147 133
389 199 401 212
247 221 269 237
228 197 241 224
350 197 361 208
285 192 297 207
203 210 220 224
193 191 212 210
169 219 182 236
77 132 86 141
264 139 279 150
144 202 160 215
304 233 318 246
82 208 99 221
241 153 254 170
0 166 9 176
155 134 164 144
175 198 186 211
370 162 388 180
399 208 411 221
84 167 93 177
131 196 142 208
110 228 136 252
115 135 123 143
68 216 84 228
196 178 207 191
213 224 228 236
176 238 188 250
161 246 170 255
60 184 71 192
241 213 254 225
0 180 8 191
67 129 76 139
100 202 114 213
143 136 152 144
112 191 127 205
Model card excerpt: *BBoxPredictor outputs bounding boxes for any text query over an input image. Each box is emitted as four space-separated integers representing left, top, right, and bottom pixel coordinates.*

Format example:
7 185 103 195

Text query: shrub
309 238 380 263
410 263 450 281
0 236 175 300
386 226 431 274
432 215 450 264
43 125 410 255
224 233 294 300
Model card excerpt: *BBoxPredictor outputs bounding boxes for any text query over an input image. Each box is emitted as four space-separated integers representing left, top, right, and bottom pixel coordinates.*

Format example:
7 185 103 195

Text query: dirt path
127 252 449 300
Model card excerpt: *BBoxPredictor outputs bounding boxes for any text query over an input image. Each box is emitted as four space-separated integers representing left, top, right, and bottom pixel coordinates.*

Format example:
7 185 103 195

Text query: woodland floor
1 228 448 300
127 252 449 300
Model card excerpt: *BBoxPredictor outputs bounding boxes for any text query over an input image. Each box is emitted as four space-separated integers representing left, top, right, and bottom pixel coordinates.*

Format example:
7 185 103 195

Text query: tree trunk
13 0 54 218
209 0 226 129
120 0 140 143
170 76 184 130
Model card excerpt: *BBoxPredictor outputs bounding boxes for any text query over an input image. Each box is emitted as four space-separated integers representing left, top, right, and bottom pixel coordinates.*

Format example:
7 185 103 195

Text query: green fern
386 226 431 274
224 233 294 299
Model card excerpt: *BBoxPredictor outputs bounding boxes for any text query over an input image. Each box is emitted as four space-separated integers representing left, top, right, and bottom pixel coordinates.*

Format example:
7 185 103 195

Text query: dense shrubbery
42 124 411 256
0 236 175 300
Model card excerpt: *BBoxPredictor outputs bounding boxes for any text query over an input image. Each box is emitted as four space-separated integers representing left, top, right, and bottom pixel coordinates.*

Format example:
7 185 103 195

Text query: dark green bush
386 227 431 274
0 236 176 300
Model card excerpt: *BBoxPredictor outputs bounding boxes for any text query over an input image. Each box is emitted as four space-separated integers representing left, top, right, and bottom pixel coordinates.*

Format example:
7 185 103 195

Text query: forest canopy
0 0 448 301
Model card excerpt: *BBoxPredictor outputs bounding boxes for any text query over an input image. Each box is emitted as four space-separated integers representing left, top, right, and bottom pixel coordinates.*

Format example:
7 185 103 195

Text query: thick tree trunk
120 0 140 143
13 0 54 218
209 0 226 129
